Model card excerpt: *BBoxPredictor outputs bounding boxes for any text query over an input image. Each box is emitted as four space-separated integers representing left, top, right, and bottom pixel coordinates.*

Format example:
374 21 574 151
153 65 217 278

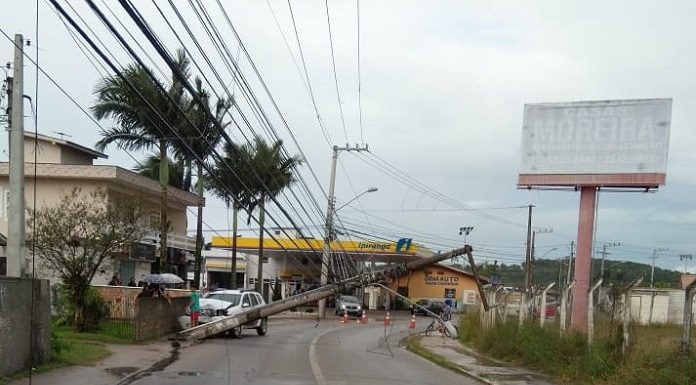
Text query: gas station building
202 233 483 309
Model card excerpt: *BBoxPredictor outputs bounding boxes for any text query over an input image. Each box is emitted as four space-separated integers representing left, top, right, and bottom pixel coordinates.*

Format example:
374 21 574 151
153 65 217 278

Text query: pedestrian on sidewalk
187 289 201 327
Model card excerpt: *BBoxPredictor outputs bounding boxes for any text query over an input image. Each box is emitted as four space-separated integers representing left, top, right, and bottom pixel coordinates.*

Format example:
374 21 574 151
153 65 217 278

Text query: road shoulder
405 335 558 385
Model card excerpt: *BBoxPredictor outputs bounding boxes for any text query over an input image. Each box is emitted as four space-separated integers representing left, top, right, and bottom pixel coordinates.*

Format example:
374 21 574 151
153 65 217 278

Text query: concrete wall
0 277 51 377
135 295 189 341
630 288 696 325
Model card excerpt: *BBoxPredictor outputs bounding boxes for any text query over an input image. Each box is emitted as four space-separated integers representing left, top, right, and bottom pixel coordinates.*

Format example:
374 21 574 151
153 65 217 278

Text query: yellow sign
211 236 421 255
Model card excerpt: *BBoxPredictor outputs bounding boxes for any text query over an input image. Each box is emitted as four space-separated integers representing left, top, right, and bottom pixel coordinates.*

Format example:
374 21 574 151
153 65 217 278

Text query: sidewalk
418 336 557 385
7 340 174 385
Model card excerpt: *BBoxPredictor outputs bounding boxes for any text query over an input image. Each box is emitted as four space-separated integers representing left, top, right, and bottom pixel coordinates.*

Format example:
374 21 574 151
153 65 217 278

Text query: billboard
518 99 672 187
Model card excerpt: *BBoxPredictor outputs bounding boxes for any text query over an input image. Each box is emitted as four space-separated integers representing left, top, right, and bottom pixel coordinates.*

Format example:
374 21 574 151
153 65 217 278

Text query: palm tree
92 49 192 273
207 141 252 289
134 154 187 191
171 77 231 289
244 138 303 299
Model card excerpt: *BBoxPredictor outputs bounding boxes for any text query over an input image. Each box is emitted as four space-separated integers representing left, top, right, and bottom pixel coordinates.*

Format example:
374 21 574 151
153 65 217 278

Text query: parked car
179 289 268 337
335 295 362 316
410 299 445 316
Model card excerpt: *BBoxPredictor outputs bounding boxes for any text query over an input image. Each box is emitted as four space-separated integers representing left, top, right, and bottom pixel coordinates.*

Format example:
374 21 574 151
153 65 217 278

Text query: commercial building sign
519 99 672 177
424 272 460 286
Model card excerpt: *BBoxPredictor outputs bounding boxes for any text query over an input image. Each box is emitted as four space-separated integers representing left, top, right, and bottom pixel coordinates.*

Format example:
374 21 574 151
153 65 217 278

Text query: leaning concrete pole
179 245 473 340
7 34 25 277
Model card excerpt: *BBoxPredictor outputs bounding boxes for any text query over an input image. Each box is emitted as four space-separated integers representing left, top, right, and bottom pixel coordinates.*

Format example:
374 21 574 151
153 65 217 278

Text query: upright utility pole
599 242 620 279
651 247 668 288
318 144 369 318
7 34 25 278
524 205 534 289
566 241 575 286
519 204 533 325
680 254 693 275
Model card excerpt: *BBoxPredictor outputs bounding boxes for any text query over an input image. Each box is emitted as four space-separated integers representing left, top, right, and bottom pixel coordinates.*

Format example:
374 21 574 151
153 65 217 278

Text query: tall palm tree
92 49 191 273
244 138 303 299
207 141 252 289
171 77 231 289
134 154 187 191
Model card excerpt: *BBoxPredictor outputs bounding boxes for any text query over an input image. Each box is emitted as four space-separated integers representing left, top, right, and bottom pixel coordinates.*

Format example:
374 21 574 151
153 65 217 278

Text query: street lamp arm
335 187 378 212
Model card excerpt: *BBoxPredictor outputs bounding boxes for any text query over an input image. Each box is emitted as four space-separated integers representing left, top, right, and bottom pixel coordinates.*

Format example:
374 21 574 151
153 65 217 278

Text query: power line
323 0 349 144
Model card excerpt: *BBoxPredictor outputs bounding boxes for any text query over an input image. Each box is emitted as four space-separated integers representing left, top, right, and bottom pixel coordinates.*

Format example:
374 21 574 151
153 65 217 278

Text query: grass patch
53 320 137 344
458 311 696 385
403 335 466 374
0 333 111 385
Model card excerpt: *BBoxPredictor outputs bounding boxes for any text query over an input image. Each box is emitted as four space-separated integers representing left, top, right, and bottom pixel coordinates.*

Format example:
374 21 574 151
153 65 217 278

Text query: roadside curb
401 335 496 385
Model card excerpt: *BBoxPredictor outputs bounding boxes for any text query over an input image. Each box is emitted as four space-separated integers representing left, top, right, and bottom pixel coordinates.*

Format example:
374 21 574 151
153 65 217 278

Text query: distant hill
453 258 682 288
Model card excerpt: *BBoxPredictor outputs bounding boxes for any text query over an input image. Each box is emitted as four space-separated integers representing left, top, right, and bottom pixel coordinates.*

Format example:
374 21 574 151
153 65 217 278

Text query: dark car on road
410 299 445 315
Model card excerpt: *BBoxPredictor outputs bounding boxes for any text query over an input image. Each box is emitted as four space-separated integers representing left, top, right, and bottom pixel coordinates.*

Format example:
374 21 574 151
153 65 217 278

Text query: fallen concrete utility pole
178 245 473 340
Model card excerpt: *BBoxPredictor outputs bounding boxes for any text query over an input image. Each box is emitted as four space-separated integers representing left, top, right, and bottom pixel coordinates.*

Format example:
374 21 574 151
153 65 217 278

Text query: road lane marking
308 327 336 385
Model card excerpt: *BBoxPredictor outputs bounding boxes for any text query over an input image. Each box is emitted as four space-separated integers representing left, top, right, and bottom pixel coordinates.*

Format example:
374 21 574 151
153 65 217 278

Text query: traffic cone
360 310 368 324
409 314 416 329
384 311 391 326
340 311 349 324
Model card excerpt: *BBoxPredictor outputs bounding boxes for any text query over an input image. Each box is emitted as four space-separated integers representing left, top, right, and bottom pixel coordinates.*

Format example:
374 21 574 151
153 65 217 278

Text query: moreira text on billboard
518 98 672 188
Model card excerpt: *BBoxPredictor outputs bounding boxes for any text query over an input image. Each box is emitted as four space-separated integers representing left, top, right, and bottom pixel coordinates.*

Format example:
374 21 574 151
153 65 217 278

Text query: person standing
442 299 453 322
187 289 201 327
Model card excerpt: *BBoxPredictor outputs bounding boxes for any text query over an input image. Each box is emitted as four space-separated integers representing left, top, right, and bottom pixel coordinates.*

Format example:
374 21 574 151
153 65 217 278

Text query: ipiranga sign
519 99 672 178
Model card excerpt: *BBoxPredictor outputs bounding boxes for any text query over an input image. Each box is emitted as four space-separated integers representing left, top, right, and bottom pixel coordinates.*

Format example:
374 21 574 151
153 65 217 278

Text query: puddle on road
105 366 138 377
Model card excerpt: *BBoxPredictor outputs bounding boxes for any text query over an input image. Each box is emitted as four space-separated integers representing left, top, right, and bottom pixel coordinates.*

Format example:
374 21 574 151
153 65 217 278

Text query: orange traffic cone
384 311 391 326
340 311 349 324
409 314 416 329
360 310 368 324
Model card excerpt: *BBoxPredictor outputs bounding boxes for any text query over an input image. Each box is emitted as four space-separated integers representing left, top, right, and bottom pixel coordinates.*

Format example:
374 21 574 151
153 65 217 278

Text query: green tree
134 153 187 190
172 77 231 289
207 141 253 289
244 138 302 298
92 49 191 273
29 189 144 331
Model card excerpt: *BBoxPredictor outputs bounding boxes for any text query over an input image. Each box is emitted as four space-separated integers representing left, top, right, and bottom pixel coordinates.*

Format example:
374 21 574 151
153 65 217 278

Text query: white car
181 289 268 337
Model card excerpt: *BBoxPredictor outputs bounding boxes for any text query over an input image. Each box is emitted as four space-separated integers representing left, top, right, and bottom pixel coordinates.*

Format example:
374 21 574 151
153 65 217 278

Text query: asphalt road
127 316 481 385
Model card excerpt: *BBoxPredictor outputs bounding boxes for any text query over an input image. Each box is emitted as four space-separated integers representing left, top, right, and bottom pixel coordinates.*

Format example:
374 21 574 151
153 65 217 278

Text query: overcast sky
1 1 695 273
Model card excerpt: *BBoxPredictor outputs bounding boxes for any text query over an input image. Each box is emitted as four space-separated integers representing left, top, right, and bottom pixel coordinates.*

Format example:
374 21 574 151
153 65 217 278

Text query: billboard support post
517 98 672 335
571 186 597 332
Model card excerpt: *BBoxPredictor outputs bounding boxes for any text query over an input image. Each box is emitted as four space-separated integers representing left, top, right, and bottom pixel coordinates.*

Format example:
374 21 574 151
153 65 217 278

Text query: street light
335 187 378 212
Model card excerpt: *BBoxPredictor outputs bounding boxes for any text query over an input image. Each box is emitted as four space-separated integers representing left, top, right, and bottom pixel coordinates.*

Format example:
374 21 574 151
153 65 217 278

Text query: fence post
540 282 556 328
623 277 643 355
518 289 527 327
680 278 696 357
587 279 603 345
560 281 575 335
